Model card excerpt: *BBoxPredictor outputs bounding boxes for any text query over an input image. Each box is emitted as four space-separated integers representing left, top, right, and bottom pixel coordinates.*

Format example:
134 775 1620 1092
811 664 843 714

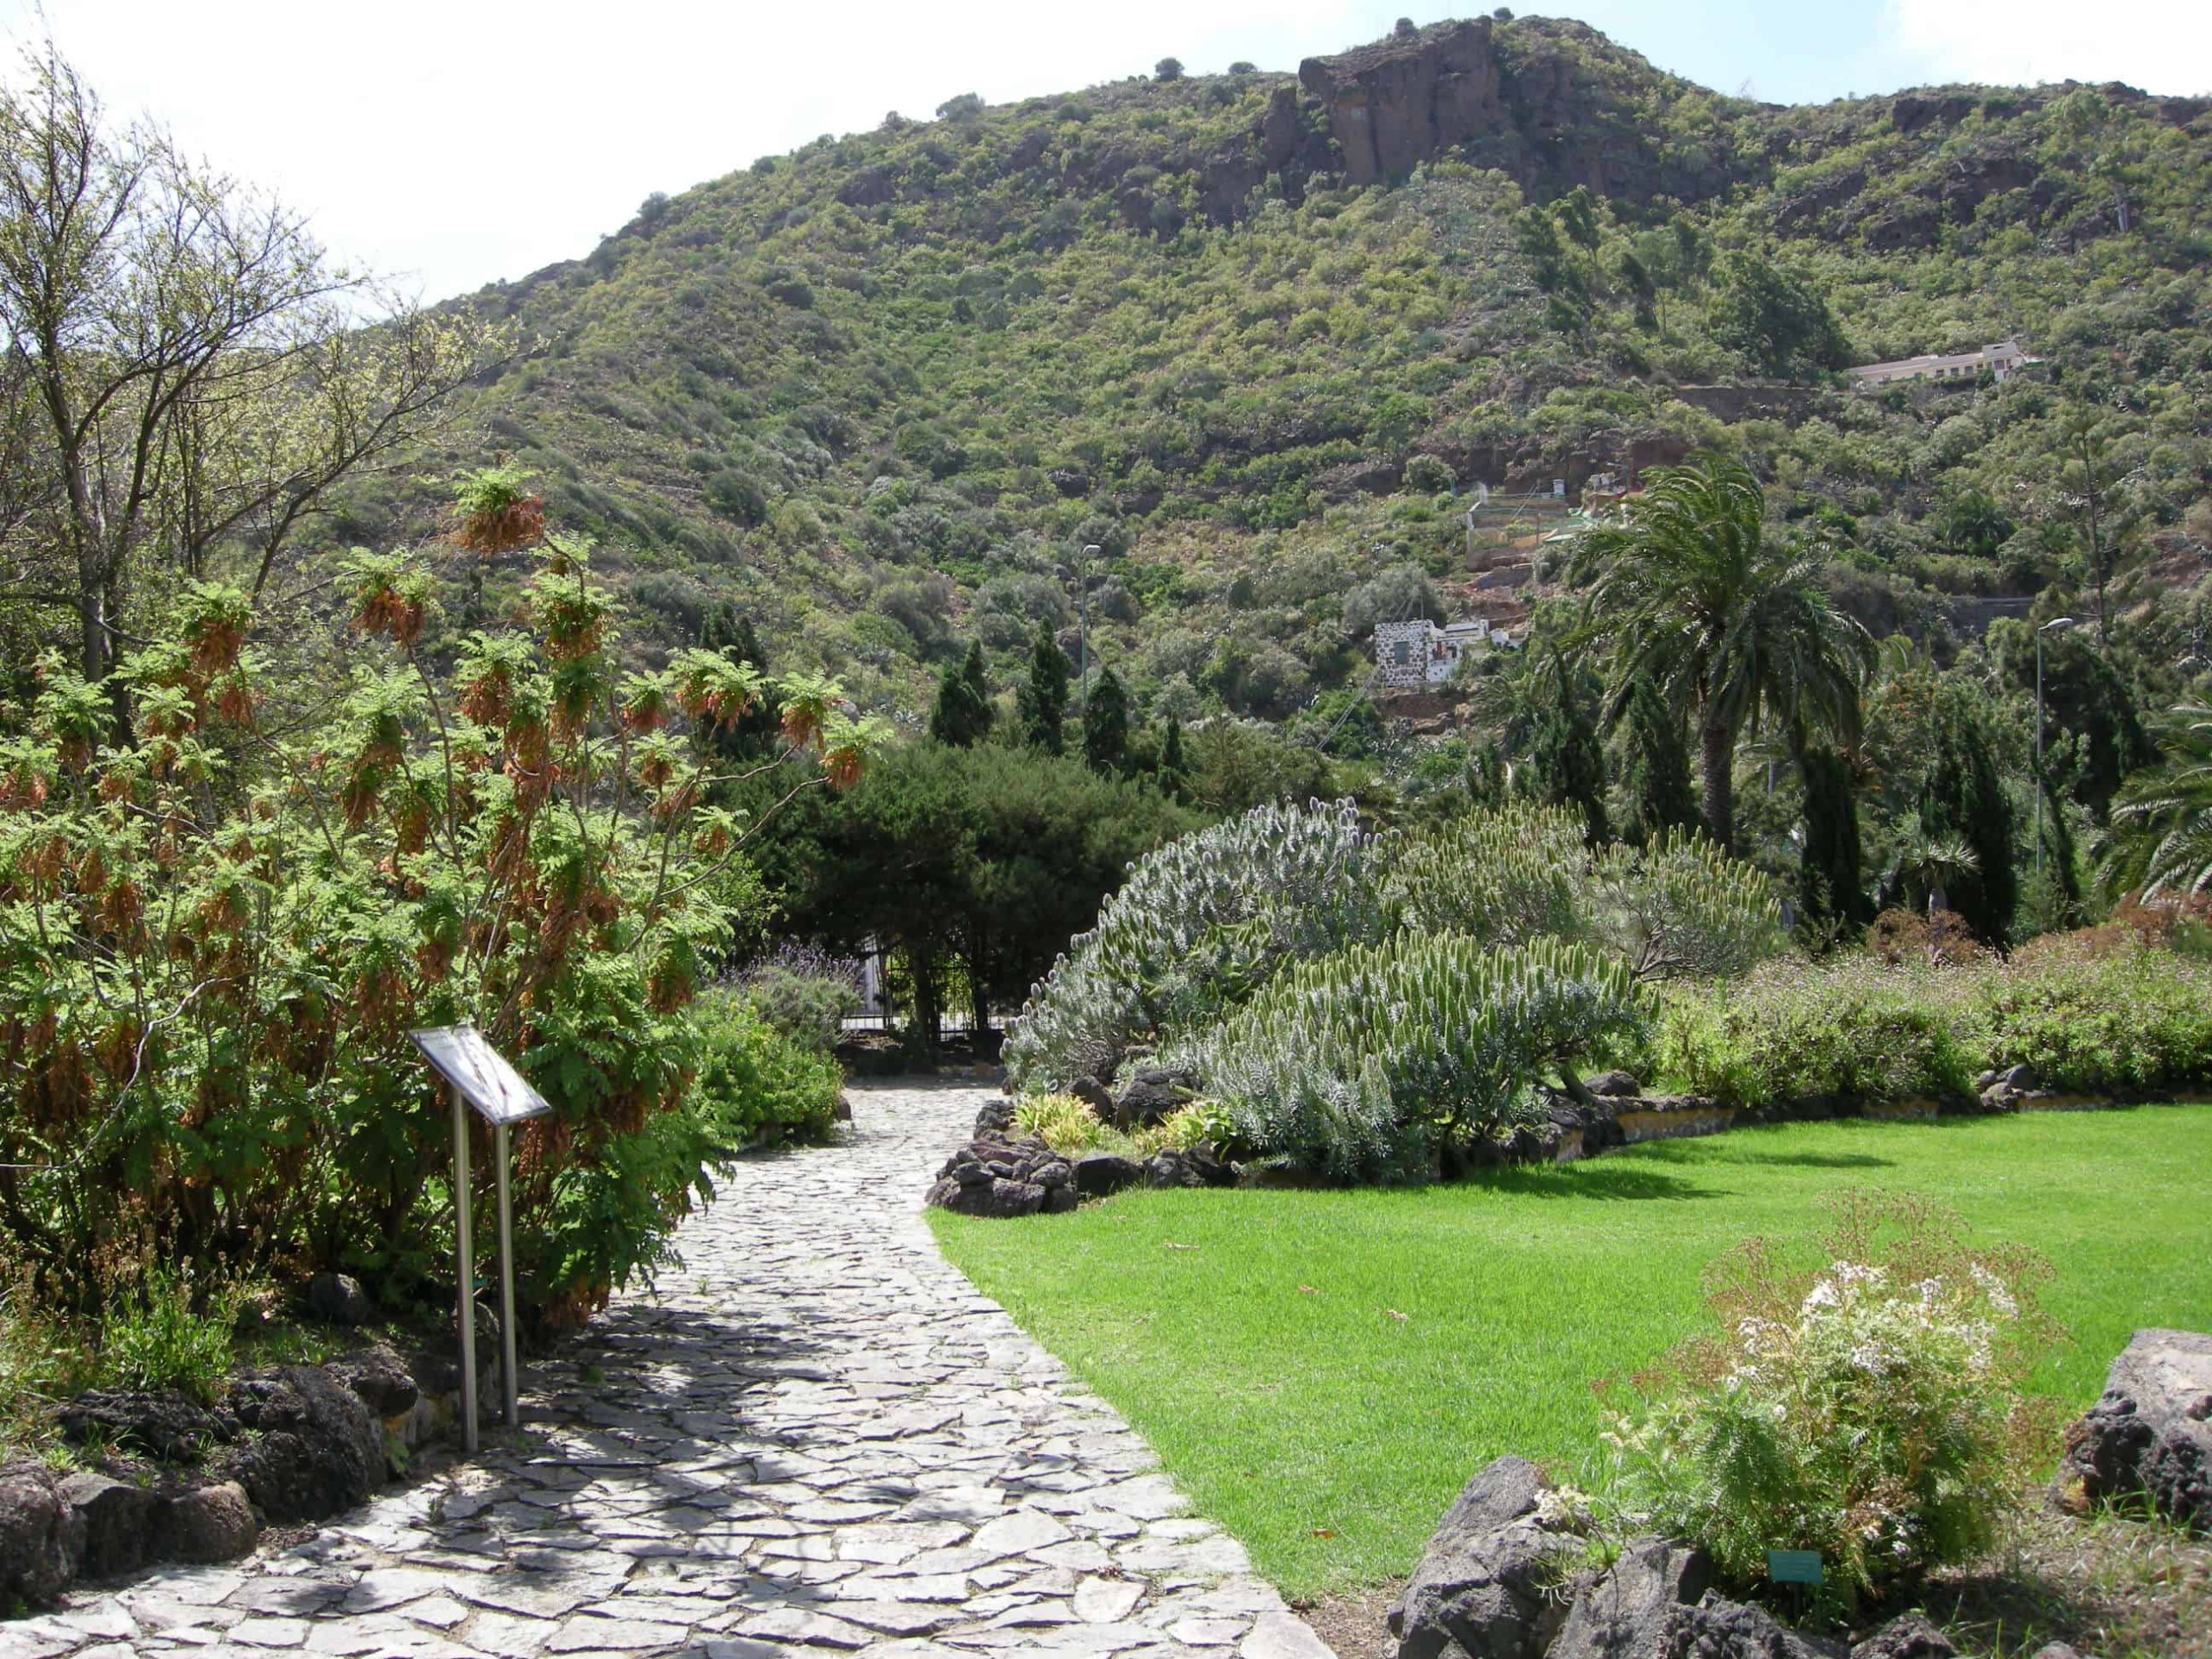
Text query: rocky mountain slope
334 13 2212 723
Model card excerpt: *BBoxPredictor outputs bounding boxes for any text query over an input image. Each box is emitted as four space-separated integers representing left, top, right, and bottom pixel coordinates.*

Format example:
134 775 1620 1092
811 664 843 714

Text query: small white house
1848 339 2035 390
1375 618 1515 688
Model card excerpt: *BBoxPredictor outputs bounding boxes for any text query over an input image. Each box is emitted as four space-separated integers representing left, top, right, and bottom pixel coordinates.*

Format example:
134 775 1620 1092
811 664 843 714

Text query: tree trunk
1699 717 1735 850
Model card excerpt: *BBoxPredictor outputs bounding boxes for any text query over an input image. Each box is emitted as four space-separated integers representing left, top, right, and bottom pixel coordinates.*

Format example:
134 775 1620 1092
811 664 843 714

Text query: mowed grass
930 1106 2212 1599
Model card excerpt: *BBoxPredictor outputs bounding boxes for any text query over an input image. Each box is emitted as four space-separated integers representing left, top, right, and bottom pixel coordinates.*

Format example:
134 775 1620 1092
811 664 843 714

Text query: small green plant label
1765 1549 1823 1586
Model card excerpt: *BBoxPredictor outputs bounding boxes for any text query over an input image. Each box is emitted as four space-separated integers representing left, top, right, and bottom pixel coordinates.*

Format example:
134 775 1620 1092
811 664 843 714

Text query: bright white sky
4 0 2206 306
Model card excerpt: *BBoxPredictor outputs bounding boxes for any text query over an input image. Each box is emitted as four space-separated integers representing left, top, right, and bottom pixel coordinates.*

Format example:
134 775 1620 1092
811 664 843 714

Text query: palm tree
2106 702 2212 897
1578 457 1873 848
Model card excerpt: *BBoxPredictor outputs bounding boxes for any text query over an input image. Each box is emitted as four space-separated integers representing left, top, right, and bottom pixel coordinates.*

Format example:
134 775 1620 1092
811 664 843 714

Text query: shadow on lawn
1467 1162 1716 1202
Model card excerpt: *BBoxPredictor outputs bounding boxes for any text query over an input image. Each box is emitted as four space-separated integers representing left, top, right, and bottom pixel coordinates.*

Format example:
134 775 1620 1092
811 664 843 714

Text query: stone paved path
3 1084 1331 1659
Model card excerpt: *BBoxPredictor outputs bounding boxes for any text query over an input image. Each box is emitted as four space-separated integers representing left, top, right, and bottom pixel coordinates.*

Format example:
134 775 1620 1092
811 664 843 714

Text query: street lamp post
1076 543 1100 714
2036 616 2076 879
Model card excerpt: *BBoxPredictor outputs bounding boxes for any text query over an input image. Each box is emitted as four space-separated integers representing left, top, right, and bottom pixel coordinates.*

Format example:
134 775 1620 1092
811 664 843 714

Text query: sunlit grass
932 1105 2212 1599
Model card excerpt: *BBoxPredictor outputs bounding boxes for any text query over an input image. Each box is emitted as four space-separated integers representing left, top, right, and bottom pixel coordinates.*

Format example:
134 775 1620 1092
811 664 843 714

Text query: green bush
740 957 862 1052
1013 1092 1107 1154
690 990 843 1150
1970 941 2212 1094
1171 934 1650 1181
1604 1193 2056 1615
1659 940 2212 1109
1658 960 1976 1109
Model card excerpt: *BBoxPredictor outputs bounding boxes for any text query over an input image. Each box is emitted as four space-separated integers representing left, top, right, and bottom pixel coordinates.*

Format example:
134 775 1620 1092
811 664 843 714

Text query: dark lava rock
972 1097 1016 1139
1850 1612 1958 1659
926 1134 1076 1217
1073 1151 1144 1198
1112 1065 1197 1128
58 1471 163 1580
1388 1455 1573 1659
165 1479 257 1563
1546 1534 1708 1659
52 1389 233 1462
306 1271 374 1325
2058 1326 2212 1531
1142 1146 1236 1188
324 1344 421 1420
1659 1593 1846 1658
1070 1075 1116 1117
1585 1070 1642 1099
225 1364 385 1523
0 1461 84 1605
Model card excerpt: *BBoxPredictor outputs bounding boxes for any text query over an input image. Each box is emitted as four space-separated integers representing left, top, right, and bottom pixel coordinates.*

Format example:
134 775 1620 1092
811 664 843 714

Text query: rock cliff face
1299 20 1506 188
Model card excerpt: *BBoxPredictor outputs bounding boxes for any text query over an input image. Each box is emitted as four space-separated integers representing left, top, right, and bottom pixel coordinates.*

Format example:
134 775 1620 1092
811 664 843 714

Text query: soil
1294 1581 1400 1659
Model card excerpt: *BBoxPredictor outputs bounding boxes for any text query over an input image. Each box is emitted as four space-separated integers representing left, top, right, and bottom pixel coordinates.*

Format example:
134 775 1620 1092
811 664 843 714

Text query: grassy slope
932 1105 2212 1598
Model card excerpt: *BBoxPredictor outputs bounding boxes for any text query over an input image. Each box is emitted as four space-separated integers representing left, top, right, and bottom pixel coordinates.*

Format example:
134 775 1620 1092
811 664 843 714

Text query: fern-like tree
700 601 782 759
1579 458 1873 849
929 642 995 747
1018 623 1071 754
1084 665 1129 774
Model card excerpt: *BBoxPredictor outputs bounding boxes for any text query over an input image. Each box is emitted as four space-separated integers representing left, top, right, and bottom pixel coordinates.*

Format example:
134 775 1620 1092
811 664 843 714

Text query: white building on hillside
1848 339 2035 390
1375 618 1516 689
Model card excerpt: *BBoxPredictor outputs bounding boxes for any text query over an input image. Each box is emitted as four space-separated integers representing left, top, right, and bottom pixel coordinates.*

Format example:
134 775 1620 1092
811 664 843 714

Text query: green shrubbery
690 990 844 1150
0 528 874 1326
1171 936 1649 1181
1658 938 2212 1109
1604 1194 2056 1614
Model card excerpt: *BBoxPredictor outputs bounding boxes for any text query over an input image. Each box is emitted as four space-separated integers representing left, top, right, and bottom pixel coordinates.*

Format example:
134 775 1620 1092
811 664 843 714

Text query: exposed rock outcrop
1299 20 1505 188
2058 1326 2212 1531
1388 1455 1575 1659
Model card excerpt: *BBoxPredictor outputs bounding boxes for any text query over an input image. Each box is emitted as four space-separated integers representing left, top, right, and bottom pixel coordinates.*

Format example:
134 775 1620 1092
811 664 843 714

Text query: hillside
331 12 2212 726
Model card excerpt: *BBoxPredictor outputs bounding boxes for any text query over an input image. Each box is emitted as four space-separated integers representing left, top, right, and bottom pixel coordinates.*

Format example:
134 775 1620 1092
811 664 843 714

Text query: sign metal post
411 1024 554 1453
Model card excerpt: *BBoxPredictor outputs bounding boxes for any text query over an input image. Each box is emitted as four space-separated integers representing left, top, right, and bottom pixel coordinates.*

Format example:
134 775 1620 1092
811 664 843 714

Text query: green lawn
931 1106 2212 1599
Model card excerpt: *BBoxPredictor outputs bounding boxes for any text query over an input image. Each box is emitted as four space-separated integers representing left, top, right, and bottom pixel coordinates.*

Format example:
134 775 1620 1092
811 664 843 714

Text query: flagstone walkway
3 1083 1331 1659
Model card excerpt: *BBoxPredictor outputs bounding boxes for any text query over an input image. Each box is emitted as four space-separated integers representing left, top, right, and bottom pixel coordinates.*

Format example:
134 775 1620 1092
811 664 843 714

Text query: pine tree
1083 666 1129 774
1619 677 1700 843
929 641 995 747
698 601 781 760
1018 623 1071 754
1157 714 1187 798
1530 652 1610 843
1796 743 1867 935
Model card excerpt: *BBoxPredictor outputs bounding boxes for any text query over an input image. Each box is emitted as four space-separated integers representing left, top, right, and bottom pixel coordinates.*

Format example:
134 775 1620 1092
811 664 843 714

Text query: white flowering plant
1601 1192 2059 1615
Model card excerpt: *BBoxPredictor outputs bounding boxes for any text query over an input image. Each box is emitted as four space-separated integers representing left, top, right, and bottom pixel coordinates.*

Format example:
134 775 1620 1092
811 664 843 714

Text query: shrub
1002 799 1394 1090
706 469 769 524
1399 808 1785 981
1966 942 2212 1094
740 946 864 1052
1171 935 1650 1181
690 990 843 1150
0 537 874 1325
1603 1193 2057 1615
1658 961 1976 1109
1013 1092 1106 1154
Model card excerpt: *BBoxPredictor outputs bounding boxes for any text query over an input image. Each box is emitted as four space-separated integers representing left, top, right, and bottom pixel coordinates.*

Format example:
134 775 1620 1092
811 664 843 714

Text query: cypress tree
1083 666 1129 774
698 601 781 759
929 642 995 747
1530 652 1610 843
1017 623 1071 754
1619 677 1699 843
1796 743 1867 934
1158 714 1187 798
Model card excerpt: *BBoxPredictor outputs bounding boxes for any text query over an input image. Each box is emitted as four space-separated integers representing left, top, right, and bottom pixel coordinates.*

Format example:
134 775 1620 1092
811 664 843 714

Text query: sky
3 0 2206 307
